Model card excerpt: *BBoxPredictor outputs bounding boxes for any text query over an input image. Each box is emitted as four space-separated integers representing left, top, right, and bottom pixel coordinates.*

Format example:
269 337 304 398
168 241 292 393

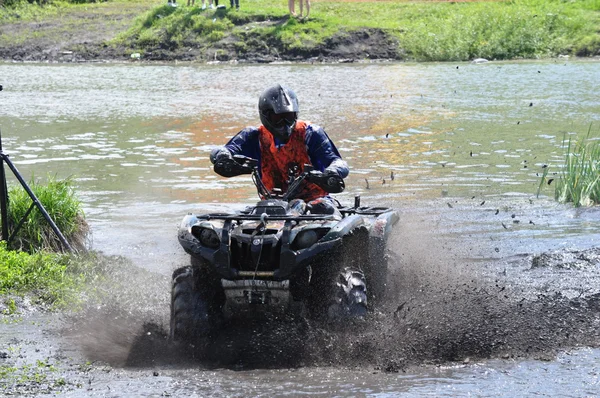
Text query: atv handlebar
225 155 345 198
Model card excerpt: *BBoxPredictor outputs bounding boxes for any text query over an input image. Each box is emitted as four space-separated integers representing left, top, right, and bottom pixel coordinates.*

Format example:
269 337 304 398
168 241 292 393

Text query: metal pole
0 128 9 241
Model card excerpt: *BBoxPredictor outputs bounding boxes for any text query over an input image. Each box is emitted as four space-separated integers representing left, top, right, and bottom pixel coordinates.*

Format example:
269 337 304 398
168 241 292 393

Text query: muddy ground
0 2 401 63
2 198 600 395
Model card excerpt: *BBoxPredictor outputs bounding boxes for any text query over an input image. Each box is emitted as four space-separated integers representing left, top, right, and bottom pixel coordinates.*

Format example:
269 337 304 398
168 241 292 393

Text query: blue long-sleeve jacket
211 122 349 178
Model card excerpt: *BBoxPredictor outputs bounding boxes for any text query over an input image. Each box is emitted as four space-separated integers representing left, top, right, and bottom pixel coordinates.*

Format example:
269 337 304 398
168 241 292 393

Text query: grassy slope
116 0 600 61
1 0 599 61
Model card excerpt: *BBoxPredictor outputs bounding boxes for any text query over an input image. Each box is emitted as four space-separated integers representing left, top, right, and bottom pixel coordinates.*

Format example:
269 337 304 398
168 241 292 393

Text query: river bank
0 0 599 63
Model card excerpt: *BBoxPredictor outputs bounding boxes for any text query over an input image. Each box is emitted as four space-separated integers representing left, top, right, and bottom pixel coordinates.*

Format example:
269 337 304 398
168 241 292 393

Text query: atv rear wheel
169 261 223 342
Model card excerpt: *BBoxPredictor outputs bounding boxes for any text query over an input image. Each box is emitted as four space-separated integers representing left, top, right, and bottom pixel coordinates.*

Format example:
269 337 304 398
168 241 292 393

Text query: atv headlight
192 226 220 249
293 230 319 250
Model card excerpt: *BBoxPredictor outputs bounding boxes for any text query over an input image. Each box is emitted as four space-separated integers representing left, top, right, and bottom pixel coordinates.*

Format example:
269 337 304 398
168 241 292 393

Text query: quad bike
171 155 399 341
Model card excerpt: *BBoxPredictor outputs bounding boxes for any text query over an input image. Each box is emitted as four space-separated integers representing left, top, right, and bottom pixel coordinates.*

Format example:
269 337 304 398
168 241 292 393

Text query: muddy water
1 60 600 396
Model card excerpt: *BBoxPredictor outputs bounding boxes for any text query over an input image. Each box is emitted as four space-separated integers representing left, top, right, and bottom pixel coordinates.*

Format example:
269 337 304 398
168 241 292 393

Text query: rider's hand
210 147 232 164
308 169 345 193
213 155 253 177
214 158 253 177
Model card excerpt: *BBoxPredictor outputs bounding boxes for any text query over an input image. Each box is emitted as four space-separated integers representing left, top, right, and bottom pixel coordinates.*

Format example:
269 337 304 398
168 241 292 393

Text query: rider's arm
305 124 349 178
210 128 261 177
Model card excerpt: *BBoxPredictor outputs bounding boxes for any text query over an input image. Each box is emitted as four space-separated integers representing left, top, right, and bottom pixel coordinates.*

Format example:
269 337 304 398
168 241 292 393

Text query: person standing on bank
210 84 348 213
288 0 309 18
299 0 309 19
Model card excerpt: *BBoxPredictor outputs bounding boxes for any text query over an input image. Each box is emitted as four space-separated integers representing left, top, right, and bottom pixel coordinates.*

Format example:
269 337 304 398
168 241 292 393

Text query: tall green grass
553 127 600 207
5 175 88 253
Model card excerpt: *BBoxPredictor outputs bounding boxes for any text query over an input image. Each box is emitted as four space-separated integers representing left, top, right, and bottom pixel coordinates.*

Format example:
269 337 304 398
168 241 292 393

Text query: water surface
1 60 600 396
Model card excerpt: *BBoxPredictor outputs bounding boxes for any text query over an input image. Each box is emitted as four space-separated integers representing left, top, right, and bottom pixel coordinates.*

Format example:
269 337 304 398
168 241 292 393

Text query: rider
210 84 349 214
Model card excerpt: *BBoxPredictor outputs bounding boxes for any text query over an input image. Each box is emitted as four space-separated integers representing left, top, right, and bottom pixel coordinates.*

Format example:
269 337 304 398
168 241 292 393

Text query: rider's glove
211 148 253 177
210 147 232 164
323 168 340 178
308 169 344 193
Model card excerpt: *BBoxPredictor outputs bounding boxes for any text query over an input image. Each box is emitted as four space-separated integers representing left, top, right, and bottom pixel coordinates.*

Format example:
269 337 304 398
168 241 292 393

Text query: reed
553 126 600 207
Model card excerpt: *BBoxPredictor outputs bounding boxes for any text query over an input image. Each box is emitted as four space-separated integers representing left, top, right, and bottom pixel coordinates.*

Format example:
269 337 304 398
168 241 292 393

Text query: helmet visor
266 111 297 126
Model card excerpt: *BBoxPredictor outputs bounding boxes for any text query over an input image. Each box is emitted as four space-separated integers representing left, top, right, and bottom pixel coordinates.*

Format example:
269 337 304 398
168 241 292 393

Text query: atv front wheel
169 264 221 342
329 267 368 318
308 228 369 320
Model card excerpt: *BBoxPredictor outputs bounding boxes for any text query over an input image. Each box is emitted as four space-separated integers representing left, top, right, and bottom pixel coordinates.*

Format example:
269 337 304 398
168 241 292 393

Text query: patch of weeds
2 298 18 315
78 361 93 373
538 124 600 207
0 358 70 394
0 244 111 309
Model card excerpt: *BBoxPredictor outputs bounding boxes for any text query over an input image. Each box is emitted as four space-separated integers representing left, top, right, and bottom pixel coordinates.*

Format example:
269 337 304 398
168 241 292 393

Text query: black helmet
258 84 299 143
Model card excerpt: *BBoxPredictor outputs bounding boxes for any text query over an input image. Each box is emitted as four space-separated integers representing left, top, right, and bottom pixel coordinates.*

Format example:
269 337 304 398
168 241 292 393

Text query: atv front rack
195 214 336 222
339 206 395 217
194 206 395 222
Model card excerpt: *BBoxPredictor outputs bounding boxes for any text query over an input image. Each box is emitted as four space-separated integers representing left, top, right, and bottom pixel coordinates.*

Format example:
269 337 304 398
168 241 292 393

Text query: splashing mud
3 200 600 396
63 203 600 374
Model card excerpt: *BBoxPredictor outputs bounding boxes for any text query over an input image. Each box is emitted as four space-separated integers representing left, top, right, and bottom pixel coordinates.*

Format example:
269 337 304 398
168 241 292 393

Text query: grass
0 358 70 393
112 0 600 60
554 126 600 207
3 0 597 61
538 125 600 207
5 175 88 253
0 176 97 309
0 243 108 308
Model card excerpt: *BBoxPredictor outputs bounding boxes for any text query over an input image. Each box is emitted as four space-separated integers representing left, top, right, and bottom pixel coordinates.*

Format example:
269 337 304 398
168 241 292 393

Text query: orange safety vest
258 121 328 202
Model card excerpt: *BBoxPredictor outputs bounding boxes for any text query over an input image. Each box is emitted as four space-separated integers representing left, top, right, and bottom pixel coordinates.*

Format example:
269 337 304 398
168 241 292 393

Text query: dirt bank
0 3 400 63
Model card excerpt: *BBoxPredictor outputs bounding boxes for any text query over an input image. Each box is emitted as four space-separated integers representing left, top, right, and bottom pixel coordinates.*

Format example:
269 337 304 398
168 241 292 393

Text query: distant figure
187 0 194 6
167 0 178 6
230 0 239 9
201 0 214 9
289 0 309 18
299 0 310 18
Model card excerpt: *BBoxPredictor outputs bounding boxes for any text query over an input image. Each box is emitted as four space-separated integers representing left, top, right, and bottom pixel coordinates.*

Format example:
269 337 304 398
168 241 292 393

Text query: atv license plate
244 290 271 305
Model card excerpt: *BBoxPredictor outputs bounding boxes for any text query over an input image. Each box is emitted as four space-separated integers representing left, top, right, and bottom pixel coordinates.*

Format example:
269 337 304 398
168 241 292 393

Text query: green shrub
5 175 88 253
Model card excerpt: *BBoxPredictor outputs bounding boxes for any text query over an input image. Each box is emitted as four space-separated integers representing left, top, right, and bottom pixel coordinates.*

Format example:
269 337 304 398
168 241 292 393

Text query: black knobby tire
331 266 368 318
308 228 369 319
169 264 219 342
364 239 389 307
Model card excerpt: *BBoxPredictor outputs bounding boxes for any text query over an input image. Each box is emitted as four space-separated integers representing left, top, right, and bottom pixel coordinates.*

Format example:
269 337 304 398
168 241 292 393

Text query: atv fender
369 210 399 241
276 215 364 279
321 214 366 242
178 216 236 279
